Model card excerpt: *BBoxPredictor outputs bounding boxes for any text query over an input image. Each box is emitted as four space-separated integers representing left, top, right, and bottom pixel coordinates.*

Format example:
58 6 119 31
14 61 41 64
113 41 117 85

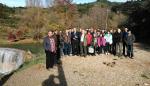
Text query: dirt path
3 44 150 86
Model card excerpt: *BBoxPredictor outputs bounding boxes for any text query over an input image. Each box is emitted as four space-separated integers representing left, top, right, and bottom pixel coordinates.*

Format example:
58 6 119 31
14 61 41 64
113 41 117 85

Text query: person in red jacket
86 31 93 55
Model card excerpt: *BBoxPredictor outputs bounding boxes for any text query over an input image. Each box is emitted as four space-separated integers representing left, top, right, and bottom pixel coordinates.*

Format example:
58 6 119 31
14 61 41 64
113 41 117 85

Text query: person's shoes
77 54 80 56
80 54 83 57
84 55 87 58
124 55 128 57
93 54 96 56
130 56 134 59
47 67 53 71
130 57 134 59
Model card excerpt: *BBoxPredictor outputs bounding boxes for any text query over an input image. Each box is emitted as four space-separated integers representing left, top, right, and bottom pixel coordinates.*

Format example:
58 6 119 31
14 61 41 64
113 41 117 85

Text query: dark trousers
123 42 127 56
56 48 61 62
105 43 111 53
112 42 117 55
63 43 71 55
45 50 56 69
127 45 134 57
72 40 80 55
116 42 123 56
80 43 87 56
97 46 102 54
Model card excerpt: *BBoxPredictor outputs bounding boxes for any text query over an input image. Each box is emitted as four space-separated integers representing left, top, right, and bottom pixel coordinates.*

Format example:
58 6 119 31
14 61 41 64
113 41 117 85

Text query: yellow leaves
47 23 65 30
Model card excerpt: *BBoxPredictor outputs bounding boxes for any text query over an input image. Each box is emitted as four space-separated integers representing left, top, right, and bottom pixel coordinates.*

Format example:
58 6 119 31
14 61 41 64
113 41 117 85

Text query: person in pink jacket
97 31 106 54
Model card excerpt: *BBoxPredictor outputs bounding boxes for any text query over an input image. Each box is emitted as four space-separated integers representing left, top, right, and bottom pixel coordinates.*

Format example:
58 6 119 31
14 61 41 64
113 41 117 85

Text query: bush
33 33 43 40
8 32 16 41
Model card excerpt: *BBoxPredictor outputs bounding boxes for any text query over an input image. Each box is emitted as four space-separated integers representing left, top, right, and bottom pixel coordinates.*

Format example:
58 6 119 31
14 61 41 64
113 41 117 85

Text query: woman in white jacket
104 31 113 55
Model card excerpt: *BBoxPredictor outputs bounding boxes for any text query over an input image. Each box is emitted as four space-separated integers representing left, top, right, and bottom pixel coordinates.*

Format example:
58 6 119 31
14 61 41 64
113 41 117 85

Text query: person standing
112 29 117 56
60 31 64 56
43 30 56 69
116 29 123 57
97 31 104 54
104 31 113 55
54 30 61 64
80 29 87 57
92 33 97 56
125 31 135 59
71 28 80 56
86 31 93 55
63 30 71 56
123 28 128 56
68 28 72 55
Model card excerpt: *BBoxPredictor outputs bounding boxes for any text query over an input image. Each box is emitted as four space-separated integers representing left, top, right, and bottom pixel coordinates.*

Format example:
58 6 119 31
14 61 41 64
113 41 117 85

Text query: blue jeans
63 43 71 55
127 45 134 57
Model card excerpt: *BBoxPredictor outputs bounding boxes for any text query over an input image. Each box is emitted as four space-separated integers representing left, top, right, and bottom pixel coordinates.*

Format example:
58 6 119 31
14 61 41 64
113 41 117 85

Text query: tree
18 0 50 40
89 5 108 29
52 0 79 28
112 0 150 44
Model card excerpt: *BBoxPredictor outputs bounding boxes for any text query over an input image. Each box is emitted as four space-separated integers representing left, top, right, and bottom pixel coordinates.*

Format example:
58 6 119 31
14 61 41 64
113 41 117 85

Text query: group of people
43 27 135 69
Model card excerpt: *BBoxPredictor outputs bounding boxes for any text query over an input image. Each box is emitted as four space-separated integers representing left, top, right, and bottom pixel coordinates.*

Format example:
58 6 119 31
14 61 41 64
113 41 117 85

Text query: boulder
0 48 24 76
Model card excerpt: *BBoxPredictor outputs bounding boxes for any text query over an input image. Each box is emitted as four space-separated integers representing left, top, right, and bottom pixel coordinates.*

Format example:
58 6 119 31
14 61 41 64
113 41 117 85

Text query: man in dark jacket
43 30 56 69
54 30 61 64
116 29 123 57
71 28 80 56
122 28 128 56
125 31 135 59
112 29 117 55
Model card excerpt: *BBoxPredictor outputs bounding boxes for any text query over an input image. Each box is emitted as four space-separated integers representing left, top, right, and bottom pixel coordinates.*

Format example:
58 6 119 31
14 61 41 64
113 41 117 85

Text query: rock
135 84 140 86
113 59 118 60
37 64 45 70
112 62 116 64
25 50 33 60
103 61 116 67
0 48 24 75
73 71 78 73
144 83 149 86
103 62 106 65
142 71 150 79
106 63 111 66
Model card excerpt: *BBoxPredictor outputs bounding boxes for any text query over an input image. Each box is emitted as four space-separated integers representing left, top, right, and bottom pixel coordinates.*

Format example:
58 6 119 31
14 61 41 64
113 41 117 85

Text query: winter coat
125 34 135 45
97 36 106 47
86 33 93 45
104 33 113 44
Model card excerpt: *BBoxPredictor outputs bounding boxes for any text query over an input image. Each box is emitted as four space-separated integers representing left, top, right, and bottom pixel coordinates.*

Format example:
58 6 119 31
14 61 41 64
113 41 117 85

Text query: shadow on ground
134 43 150 52
42 64 68 86
0 73 14 86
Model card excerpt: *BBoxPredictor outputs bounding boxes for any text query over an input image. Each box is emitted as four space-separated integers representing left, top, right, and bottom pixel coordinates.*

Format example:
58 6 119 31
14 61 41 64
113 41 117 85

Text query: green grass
0 42 43 54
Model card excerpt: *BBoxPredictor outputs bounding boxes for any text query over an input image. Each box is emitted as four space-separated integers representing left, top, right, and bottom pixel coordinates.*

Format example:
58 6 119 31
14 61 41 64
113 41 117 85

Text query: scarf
49 38 56 52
